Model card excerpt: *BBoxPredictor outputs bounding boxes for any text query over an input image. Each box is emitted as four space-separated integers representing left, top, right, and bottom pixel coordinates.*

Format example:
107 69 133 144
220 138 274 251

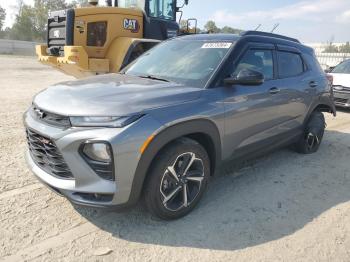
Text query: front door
220 46 296 159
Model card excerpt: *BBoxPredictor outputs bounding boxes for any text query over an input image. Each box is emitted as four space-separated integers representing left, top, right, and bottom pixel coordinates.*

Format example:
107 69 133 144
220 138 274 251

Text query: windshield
118 0 145 9
332 60 350 74
124 39 233 87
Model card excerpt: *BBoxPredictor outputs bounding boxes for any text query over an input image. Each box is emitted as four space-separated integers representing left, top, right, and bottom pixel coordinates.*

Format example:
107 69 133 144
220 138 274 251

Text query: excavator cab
36 0 192 78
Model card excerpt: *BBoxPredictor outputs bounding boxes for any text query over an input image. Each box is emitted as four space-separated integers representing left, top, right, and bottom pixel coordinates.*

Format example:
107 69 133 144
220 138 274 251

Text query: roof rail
240 31 300 43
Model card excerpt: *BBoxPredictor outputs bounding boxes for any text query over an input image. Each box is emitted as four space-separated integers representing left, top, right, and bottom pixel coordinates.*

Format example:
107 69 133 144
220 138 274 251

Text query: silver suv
24 32 336 220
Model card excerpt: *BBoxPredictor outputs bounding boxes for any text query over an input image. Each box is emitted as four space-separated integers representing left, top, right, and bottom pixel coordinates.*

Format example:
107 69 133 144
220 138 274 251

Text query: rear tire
144 138 210 220
295 111 326 154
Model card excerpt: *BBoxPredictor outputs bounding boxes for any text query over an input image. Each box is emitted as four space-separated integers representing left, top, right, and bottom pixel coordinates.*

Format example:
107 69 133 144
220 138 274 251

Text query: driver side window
233 49 274 80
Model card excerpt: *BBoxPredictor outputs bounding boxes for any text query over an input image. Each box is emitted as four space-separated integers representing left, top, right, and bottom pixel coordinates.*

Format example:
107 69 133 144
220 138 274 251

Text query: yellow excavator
36 0 196 78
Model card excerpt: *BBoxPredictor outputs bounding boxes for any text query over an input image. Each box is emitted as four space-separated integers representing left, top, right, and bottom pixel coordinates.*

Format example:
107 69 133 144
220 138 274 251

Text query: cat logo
123 18 139 33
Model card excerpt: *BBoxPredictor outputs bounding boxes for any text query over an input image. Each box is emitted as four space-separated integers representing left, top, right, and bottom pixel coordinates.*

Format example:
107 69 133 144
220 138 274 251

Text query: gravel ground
1 55 350 262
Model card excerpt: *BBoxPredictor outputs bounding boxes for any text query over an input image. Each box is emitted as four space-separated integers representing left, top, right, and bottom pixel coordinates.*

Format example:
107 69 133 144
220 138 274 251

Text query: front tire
144 138 210 220
295 111 326 154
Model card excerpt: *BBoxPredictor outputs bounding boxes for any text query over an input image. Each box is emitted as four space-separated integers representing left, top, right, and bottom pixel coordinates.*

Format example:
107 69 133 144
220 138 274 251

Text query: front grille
334 97 348 104
31 106 71 128
333 85 350 93
26 129 73 179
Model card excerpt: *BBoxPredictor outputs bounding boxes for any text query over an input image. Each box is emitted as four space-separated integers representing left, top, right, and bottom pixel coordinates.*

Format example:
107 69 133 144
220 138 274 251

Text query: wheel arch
304 97 336 127
127 119 222 205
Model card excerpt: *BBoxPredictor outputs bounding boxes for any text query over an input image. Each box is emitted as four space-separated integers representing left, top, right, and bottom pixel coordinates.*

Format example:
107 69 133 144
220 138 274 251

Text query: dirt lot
1 55 350 262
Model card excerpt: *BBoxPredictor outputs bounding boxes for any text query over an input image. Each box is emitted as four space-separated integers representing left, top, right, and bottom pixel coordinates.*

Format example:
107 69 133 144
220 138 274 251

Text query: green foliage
69 0 89 8
9 0 72 42
323 42 350 53
204 20 220 33
204 20 241 34
221 26 242 34
10 4 37 41
5 1 244 42
179 19 188 30
339 42 350 53
323 43 339 53
0 5 5 31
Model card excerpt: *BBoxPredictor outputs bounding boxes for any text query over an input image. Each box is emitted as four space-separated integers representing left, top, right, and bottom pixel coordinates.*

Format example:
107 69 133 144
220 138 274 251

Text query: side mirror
185 0 189 5
224 69 264 86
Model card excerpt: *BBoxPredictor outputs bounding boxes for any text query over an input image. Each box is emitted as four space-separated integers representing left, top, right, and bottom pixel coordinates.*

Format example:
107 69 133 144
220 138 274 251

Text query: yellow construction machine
36 0 196 78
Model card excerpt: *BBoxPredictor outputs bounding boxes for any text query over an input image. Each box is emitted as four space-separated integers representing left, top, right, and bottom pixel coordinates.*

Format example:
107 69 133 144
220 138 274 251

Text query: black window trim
233 44 276 81
276 49 307 79
210 42 277 88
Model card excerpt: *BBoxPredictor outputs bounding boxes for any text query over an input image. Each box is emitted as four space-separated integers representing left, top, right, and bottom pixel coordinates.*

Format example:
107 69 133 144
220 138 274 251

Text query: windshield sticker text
201 43 232 49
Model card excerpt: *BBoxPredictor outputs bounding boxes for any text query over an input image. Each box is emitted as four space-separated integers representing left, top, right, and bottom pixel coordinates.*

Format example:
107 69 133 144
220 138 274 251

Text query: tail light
326 74 334 96
326 74 333 86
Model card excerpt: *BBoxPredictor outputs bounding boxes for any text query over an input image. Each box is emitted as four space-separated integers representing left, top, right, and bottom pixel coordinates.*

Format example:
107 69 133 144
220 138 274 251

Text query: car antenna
271 23 280 33
254 24 262 31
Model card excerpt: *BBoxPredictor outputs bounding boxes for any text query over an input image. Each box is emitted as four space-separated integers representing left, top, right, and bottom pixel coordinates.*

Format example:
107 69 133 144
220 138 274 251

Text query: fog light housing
83 143 112 162
80 142 115 181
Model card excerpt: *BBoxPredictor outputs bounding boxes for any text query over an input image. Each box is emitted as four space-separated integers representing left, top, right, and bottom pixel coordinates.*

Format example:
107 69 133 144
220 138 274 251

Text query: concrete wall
0 39 37 56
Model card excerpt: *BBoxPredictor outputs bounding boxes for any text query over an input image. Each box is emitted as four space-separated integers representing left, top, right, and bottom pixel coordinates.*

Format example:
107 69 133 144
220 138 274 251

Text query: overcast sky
1 0 350 43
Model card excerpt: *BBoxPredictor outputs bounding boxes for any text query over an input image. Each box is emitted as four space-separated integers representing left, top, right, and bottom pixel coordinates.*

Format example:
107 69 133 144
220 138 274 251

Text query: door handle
309 81 318 88
269 87 280 94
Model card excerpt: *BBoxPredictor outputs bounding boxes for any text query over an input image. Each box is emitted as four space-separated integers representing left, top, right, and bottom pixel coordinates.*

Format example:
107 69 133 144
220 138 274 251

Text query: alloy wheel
306 132 319 151
160 152 205 212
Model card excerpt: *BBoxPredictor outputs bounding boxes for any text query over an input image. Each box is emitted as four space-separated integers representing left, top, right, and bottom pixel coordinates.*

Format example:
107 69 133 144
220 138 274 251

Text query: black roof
241 31 300 43
179 31 312 53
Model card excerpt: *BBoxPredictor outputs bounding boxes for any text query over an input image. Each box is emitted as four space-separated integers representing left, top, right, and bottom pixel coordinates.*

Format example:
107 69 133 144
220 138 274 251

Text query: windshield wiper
138 75 170 82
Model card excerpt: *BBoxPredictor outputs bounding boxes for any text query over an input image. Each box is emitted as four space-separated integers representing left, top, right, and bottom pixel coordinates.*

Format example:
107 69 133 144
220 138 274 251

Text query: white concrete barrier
315 52 350 70
0 39 38 56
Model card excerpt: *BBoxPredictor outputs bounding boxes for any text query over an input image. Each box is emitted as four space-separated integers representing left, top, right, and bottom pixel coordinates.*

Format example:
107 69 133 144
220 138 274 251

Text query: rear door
274 45 313 125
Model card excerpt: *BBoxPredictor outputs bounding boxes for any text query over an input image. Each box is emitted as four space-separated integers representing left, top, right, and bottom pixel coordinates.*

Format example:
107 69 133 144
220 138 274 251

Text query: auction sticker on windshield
202 43 232 49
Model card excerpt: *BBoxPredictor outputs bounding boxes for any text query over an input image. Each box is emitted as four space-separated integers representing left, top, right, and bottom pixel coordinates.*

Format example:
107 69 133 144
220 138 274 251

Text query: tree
204 20 220 33
323 43 339 53
179 20 188 30
339 42 350 53
33 0 71 40
0 5 5 31
203 21 242 34
69 0 89 8
221 26 242 34
10 4 37 41
9 0 71 42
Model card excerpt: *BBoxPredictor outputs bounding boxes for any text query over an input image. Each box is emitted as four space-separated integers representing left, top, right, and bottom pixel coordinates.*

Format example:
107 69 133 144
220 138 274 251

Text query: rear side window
277 51 304 78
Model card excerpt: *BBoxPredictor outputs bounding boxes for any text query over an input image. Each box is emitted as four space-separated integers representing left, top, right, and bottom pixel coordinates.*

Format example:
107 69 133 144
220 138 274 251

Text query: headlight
69 115 143 127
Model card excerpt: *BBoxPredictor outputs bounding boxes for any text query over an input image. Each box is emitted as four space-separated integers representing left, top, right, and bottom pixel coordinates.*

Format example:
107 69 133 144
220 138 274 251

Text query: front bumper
36 45 109 79
24 110 161 208
333 91 350 108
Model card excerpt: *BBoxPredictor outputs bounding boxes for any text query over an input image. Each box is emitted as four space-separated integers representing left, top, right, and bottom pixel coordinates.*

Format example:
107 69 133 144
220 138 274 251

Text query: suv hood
330 73 350 88
33 74 202 116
